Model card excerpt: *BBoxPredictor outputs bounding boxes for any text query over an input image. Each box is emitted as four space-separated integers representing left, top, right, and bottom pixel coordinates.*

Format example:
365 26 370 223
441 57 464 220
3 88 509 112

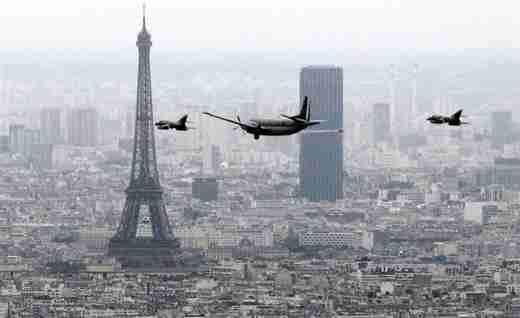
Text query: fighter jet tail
450 109 463 121
179 114 188 126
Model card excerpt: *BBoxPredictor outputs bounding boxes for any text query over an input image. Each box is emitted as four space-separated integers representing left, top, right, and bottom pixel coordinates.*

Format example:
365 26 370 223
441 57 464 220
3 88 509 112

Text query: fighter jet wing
155 120 171 126
202 112 258 129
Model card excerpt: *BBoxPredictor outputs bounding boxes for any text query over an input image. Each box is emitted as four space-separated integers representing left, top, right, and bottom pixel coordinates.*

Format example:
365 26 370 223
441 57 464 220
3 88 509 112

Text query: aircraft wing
202 112 258 129
280 114 307 123
280 114 326 125
155 120 172 126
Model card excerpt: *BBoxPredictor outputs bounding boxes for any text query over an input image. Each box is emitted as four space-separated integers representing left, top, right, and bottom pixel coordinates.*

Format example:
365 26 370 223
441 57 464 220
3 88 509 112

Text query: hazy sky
1 0 518 53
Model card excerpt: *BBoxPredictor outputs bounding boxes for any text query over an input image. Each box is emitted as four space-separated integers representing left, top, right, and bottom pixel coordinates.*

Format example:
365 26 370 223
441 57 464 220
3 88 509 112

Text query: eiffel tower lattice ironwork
108 7 178 262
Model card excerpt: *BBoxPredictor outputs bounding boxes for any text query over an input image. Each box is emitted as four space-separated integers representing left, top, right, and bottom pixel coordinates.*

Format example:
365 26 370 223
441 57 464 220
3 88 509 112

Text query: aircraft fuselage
155 121 187 130
243 119 318 136
427 116 463 126
202 96 323 140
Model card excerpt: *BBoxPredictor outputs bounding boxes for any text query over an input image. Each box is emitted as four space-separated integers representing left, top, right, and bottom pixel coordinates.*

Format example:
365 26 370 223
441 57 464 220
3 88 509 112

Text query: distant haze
1 0 518 54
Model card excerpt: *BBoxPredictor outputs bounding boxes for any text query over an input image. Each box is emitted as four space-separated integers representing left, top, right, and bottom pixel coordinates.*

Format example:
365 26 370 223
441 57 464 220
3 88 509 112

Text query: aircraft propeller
232 115 246 134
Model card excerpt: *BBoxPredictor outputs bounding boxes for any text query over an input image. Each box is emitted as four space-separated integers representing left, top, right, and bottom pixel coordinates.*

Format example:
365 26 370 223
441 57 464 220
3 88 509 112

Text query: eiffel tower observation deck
108 6 179 269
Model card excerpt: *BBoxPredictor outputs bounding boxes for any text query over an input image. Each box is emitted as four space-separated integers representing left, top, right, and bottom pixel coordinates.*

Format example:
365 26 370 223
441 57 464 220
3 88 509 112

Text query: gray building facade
0 136 9 153
491 110 513 148
23 128 41 156
67 107 98 147
193 177 219 202
40 108 63 145
8 124 25 154
299 66 343 202
372 103 391 145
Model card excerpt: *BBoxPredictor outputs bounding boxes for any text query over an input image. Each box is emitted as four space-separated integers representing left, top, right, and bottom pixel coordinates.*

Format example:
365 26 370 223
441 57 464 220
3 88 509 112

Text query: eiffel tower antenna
142 3 146 29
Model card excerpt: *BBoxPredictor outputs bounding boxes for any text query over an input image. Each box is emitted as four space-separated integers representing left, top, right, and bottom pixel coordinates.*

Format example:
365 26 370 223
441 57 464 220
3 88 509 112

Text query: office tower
201 143 213 175
372 103 391 145
299 66 343 202
388 64 397 134
192 177 219 202
493 158 520 187
108 9 178 267
0 136 9 153
491 110 512 148
8 124 25 154
1 66 7 107
67 107 98 147
40 108 63 145
211 145 222 171
23 129 40 156
411 64 418 120
202 144 222 175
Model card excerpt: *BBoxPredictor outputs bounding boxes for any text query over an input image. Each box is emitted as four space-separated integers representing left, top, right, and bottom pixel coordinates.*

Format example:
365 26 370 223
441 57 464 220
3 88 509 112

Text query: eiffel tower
108 6 178 267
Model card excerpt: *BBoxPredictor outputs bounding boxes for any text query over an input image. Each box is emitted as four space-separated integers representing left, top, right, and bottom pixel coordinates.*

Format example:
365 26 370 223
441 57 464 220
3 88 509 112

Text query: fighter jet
427 109 469 126
155 114 194 131
203 96 325 140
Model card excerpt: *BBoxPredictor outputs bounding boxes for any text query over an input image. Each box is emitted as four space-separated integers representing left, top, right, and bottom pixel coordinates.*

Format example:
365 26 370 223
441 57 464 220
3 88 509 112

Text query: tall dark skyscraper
491 110 513 148
108 10 178 267
372 103 391 145
299 66 343 202
40 108 63 145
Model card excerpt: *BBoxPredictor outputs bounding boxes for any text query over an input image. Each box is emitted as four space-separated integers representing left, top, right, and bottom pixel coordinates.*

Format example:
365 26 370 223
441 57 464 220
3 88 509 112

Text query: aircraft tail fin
451 109 463 120
297 96 310 120
179 114 188 126
281 96 314 123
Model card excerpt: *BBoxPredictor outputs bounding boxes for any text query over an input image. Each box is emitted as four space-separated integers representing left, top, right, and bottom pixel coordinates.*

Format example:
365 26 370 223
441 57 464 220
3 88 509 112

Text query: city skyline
2 3 520 317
